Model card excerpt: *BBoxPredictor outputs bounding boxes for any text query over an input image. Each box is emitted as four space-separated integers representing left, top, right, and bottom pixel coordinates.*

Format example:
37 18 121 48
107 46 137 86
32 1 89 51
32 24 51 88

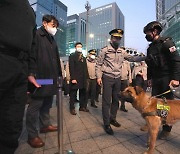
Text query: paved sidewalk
15 95 180 154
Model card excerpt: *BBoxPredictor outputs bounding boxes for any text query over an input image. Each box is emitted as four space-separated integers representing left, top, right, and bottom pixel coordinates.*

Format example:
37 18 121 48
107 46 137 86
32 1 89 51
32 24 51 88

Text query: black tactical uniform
145 31 180 134
0 0 36 153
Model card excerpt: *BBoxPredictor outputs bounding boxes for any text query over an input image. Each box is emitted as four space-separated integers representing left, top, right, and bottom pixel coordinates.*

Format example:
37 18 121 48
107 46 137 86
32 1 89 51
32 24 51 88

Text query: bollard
57 77 63 154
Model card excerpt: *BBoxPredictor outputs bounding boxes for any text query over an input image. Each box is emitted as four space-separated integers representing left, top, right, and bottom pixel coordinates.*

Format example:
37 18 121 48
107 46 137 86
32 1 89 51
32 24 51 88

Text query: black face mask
145 34 153 42
112 41 120 48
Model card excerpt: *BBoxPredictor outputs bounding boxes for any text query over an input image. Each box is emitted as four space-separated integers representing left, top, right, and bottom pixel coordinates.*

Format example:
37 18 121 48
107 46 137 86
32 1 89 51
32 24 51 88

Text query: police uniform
86 49 98 108
145 22 180 135
120 60 132 112
96 29 126 133
0 0 36 153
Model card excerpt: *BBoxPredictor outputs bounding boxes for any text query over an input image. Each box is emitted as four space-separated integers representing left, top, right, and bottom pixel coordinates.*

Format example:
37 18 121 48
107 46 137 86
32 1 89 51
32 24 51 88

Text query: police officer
0 0 38 153
96 29 127 135
86 49 98 108
144 21 180 139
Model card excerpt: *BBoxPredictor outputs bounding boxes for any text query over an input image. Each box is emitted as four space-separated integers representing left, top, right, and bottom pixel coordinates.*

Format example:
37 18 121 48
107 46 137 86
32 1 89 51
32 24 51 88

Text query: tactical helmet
143 21 163 34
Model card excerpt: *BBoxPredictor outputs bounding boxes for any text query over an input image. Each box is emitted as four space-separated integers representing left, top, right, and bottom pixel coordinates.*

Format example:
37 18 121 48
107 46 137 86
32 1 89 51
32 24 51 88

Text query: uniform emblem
169 46 176 53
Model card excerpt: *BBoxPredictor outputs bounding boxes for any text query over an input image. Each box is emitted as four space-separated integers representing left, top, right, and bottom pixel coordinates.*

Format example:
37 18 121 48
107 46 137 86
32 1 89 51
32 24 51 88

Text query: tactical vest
145 37 170 69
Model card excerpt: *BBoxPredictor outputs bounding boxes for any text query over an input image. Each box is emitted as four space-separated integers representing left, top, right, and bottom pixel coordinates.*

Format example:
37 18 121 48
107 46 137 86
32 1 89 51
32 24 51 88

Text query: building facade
66 14 79 55
29 0 67 56
156 0 180 53
78 2 125 54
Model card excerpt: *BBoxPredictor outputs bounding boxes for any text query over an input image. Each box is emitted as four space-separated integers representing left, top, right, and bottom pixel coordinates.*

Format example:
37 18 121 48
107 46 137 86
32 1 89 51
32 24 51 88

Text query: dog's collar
142 111 158 118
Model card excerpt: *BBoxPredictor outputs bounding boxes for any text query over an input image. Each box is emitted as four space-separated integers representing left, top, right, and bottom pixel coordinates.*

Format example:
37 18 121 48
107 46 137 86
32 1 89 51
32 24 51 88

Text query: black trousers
86 79 96 105
0 54 28 154
134 75 147 91
26 96 53 139
95 83 101 101
102 75 121 125
69 88 86 110
120 80 128 108
152 76 174 132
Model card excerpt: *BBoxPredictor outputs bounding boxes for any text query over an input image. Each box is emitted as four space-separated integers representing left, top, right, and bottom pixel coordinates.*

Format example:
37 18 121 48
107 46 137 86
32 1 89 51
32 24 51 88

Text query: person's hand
71 80 77 84
147 79 152 87
28 76 41 88
169 80 179 88
97 78 102 86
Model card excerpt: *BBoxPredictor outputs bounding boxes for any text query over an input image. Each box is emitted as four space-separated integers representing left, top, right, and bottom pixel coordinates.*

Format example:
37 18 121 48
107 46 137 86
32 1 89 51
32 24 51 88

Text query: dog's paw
146 141 150 148
144 149 153 154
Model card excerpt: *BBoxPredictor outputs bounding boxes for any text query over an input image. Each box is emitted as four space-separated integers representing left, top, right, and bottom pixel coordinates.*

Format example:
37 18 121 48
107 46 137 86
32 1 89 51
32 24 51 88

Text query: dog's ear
134 86 144 95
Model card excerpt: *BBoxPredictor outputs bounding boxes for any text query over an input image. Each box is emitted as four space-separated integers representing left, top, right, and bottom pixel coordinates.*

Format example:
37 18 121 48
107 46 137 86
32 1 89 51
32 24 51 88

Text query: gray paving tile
90 150 103 154
69 129 91 143
126 125 146 136
120 120 139 129
93 134 119 149
138 131 179 147
65 116 86 133
156 136 180 154
71 138 99 154
44 135 58 150
43 144 72 154
88 126 106 138
122 137 147 154
80 116 102 129
113 128 137 143
129 116 146 126
102 143 131 154
15 142 44 154
171 122 180 135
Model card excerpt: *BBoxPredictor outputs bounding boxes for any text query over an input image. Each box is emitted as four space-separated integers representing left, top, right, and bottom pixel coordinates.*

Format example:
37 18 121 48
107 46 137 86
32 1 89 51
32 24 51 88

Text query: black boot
159 125 172 140
120 106 128 112
104 125 114 135
91 101 98 108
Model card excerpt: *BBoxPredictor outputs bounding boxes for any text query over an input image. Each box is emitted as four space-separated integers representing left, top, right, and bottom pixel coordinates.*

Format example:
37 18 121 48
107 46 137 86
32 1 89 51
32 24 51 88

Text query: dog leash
154 90 171 98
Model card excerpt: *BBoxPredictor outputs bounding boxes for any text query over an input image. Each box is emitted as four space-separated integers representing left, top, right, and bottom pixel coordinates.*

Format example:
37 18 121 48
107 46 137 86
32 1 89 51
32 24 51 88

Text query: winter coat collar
39 26 54 43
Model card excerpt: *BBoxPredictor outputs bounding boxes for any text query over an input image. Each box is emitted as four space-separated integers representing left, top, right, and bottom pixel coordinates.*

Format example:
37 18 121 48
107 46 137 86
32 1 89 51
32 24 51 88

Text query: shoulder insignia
169 46 176 53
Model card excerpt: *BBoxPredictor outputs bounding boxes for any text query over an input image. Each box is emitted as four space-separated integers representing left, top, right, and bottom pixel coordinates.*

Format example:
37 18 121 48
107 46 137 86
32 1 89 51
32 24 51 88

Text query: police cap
88 49 96 55
109 28 124 37
143 21 163 33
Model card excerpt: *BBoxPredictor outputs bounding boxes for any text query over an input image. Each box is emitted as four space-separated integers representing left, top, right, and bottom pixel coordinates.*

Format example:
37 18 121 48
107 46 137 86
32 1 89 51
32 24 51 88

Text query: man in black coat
26 15 62 148
69 42 89 115
0 0 38 153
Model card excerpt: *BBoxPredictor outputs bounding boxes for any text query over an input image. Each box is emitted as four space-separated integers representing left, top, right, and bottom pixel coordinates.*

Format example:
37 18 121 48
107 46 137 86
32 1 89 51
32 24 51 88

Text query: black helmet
143 21 163 34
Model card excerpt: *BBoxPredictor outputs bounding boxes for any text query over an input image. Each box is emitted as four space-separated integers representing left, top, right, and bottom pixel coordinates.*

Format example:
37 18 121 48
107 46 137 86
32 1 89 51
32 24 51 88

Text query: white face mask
46 25 57 36
90 55 96 59
76 47 82 52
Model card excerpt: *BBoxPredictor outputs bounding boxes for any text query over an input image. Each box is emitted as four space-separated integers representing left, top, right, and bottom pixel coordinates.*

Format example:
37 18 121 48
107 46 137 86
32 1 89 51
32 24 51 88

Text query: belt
0 45 28 60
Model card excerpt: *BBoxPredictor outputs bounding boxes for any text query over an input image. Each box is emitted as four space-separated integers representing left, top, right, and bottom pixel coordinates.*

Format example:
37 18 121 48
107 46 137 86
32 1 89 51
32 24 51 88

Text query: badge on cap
169 46 176 53
109 29 124 37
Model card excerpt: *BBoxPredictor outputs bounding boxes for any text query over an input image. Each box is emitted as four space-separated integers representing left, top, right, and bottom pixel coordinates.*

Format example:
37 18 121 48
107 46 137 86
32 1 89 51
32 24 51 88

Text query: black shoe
104 125 114 135
95 99 99 102
120 107 128 112
158 130 170 140
91 104 98 108
70 109 77 115
75 99 79 102
110 120 121 127
79 107 89 112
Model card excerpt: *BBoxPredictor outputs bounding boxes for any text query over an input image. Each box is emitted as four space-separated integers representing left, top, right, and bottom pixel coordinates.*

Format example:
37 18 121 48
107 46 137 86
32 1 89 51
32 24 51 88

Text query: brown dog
120 86 180 154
